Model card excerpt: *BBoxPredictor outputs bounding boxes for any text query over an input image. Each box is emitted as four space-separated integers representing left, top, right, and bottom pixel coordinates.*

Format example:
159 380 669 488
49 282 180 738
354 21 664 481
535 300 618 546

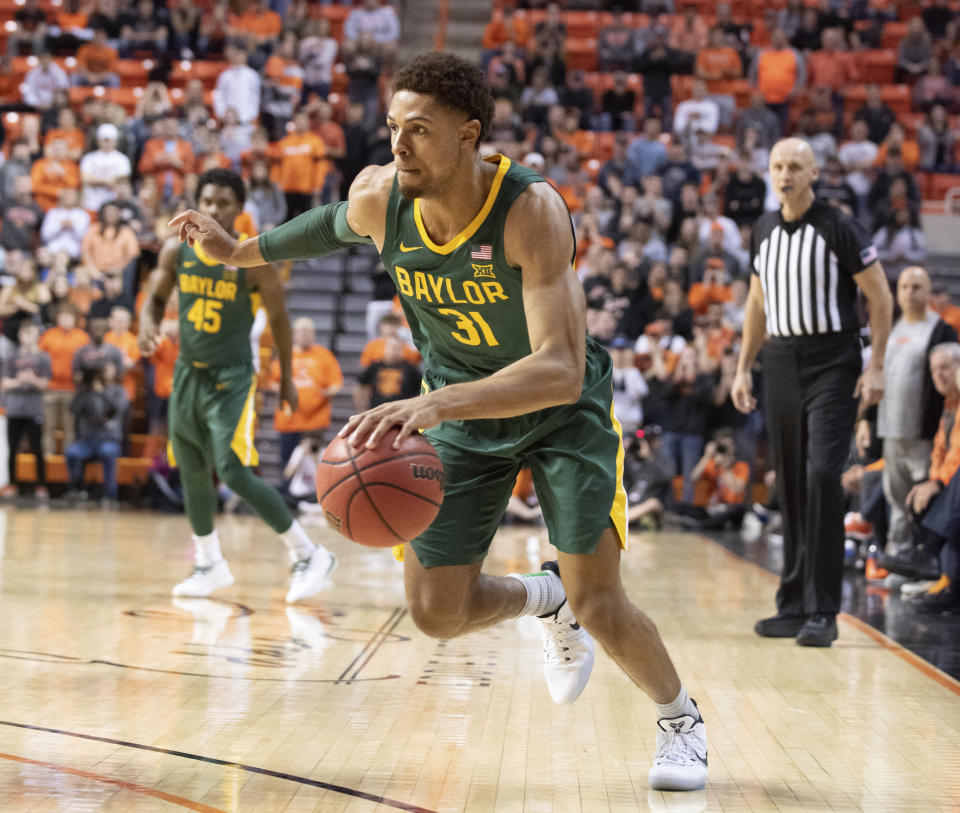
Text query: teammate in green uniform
139 169 336 603
169 56 707 791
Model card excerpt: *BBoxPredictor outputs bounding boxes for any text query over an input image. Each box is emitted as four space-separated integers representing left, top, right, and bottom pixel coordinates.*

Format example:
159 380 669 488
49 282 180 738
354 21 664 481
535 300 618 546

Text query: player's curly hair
391 52 494 148
196 168 246 207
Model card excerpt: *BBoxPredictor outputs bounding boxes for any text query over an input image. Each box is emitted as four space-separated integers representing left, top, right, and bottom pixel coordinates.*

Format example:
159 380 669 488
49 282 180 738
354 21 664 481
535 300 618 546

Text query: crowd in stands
0 0 959 614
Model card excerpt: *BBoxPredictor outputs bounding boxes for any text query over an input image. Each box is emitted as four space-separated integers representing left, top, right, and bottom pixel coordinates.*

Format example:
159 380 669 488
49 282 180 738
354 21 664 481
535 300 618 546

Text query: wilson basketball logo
410 464 445 490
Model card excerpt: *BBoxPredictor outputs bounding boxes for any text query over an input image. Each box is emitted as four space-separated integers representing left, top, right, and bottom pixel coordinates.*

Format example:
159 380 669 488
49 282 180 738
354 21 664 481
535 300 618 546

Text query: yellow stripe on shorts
609 403 629 550
230 375 260 467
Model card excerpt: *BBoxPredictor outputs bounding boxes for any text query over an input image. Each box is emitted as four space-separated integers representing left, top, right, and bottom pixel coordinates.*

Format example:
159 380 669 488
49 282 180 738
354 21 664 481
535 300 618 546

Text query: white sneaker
537 562 595 704
285 545 337 603
648 708 708 791
172 559 234 597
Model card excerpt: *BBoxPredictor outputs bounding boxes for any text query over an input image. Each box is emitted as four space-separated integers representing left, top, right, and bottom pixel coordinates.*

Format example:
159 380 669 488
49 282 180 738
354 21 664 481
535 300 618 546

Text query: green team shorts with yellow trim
167 359 260 470
409 343 628 568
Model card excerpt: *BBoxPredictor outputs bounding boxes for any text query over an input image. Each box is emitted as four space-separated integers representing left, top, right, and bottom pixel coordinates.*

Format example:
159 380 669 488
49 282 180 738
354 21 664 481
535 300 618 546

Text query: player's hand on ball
340 396 443 450
167 209 237 263
279 377 299 413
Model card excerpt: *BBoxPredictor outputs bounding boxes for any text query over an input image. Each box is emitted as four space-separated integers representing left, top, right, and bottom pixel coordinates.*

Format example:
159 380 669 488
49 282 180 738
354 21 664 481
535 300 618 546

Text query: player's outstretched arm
342 182 586 449
138 237 179 356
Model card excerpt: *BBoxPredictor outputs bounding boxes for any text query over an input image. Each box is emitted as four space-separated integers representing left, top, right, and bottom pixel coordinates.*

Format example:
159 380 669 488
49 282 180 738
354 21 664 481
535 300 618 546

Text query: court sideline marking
0 720 438 813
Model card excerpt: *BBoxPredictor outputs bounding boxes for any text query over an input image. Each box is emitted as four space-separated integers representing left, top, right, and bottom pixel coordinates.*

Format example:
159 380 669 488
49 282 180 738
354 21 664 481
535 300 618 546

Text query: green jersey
382 154 558 388
176 237 258 367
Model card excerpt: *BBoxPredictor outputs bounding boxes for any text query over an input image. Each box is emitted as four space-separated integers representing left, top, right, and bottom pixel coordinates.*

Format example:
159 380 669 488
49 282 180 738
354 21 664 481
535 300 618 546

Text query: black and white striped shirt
751 200 877 338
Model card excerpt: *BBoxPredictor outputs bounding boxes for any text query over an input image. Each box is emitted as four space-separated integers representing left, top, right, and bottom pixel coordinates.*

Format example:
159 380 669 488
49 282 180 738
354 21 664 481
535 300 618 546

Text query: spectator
488 40 526 92
361 312 420 367
694 224 742 281
87 0 125 43
854 83 897 145
698 194 741 255
749 27 806 134
600 70 636 133
8 0 49 57
213 45 261 126
81 201 140 292
73 316 123 386
913 61 954 111
0 322 51 500
67 265 101 321
917 104 957 172
197 0 228 58
875 122 920 174
226 0 280 71
688 258 732 315
624 424 674 530
343 0 400 65
73 27 120 88
868 152 922 231
168 0 199 58
735 93 785 152
658 138 701 203
635 26 682 126
814 154 857 214
609 334 649 435
795 109 836 169
696 26 743 90
276 109 326 221
30 138 81 213
270 317 343 467
0 140 35 210
103 305 140 404
2 176 44 252
670 3 709 54
722 159 766 227
354 335 422 410
723 277 749 332
481 7 529 62
533 2 566 54
79 123 131 213
673 79 720 141
65 361 127 503
661 343 714 503
41 273 71 327
598 9 636 72
807 28 857 122
117 0 168 59
218 106 254 169
559 70 595 130
896 17 934 83
345 30 384 124
790 7 822 52
138 114 195 203
247 160 286 232
45 107 85 164
873 207 927 277
0 254 49 344
858 267 957 557
519 66 559 128
838 119 878 214
677 433 750 529
88 271 133 321
21 53 69 111
299 17 338 105
40 187 90 260
38 303 87 454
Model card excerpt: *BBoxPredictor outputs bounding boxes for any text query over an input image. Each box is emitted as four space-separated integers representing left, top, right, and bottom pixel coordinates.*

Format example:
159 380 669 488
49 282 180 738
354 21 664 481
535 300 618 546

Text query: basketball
316 428 445 547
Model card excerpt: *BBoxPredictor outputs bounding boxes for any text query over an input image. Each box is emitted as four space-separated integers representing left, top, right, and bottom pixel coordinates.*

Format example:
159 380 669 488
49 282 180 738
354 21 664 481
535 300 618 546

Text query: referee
732 139 893 647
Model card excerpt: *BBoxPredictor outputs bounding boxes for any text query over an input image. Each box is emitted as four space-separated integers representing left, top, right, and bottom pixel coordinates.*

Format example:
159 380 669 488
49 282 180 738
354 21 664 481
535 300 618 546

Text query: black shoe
754 613 809 637
795 613 838 647
876 548 940 581
908 585 960 614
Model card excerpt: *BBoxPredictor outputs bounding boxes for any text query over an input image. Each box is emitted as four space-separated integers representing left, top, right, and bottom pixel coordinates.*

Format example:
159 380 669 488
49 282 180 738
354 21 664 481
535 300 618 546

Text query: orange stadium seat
564 11 600 39
169 59 229 89
565 38 598 72
926 173 960 201
116 59 152 88
860 50 897 84
880 21 908 51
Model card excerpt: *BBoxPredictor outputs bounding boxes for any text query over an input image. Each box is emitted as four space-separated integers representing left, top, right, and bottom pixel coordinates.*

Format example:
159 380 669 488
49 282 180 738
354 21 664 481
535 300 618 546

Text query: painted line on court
693 532 960 697
0 720 438 813
0 751 226 812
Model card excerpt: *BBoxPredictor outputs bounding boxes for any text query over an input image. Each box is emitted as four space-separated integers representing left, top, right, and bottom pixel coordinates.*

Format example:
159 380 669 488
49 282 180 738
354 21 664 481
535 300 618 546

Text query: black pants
763 333 860 615
7 416 45 487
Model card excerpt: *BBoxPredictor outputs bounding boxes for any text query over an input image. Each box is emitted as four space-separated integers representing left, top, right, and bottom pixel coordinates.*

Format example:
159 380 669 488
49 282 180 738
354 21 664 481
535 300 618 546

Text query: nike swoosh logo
399 243 422 253
184 261 196 267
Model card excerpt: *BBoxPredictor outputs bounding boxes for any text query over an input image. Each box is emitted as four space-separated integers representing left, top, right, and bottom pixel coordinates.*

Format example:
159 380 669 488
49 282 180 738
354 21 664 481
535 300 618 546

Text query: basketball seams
341 440 406 543
359 481 443 509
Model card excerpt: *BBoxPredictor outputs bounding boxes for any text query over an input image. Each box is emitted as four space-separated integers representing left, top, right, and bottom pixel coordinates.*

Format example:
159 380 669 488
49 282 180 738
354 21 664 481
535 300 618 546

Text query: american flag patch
471 244 493 260
860 245 878 265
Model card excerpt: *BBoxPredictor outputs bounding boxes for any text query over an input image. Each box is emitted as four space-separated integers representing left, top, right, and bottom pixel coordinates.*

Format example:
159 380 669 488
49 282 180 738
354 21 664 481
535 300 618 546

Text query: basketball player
139 168 336 603
169 56 706 791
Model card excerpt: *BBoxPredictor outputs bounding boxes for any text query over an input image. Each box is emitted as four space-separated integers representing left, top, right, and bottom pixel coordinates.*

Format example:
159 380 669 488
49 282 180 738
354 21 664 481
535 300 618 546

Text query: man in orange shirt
360 312 421 367
806 28 858 130
749 27 806 135
228 0 281 71
138 114 195 203
38 303 89 455
73 26 120 87
270 317 343 466
679 434 750 529
695 27 743 91
481 7 529 54
30 138 80 212
44 108 86 163
104 306 141 404
276 110 327 219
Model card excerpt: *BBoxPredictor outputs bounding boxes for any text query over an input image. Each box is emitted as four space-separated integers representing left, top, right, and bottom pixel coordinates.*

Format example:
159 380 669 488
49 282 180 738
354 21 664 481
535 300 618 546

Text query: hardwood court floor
0 507 957 812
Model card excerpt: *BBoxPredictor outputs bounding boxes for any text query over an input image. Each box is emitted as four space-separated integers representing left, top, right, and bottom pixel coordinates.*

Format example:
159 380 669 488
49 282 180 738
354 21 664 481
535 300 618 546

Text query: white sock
281 520 317 563
506 569 565 617
654 686 700 721
192 530 222 567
